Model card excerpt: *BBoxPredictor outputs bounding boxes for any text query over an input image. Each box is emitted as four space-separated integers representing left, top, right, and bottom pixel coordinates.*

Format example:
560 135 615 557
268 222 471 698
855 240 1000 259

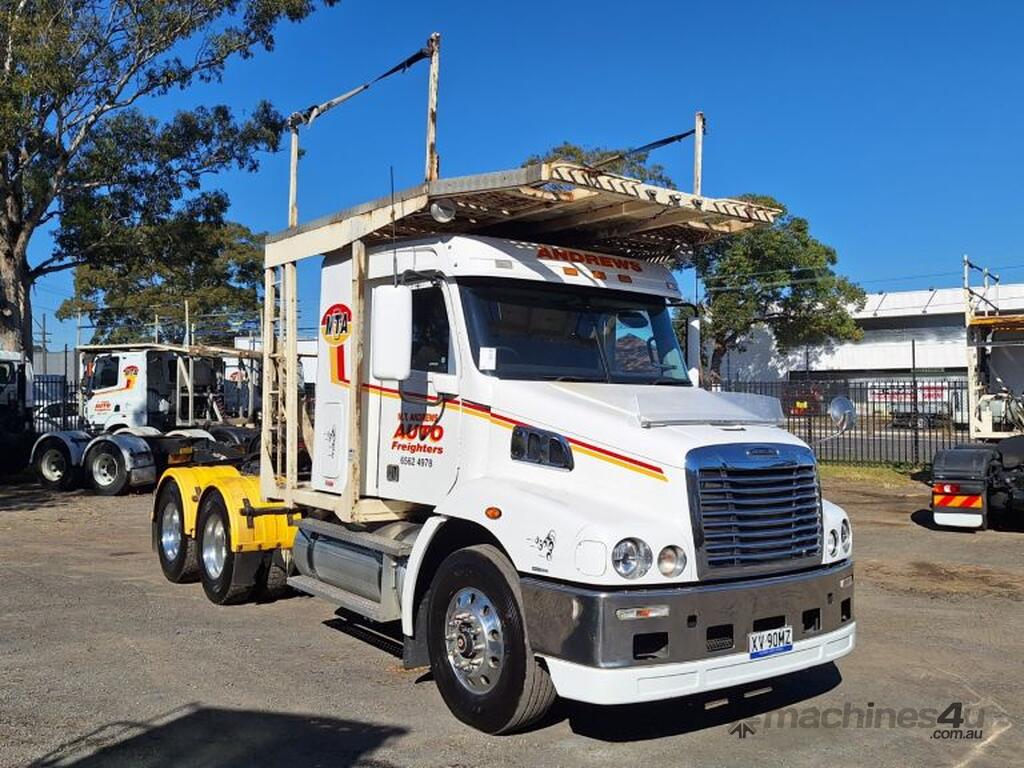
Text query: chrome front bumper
520 561 854 669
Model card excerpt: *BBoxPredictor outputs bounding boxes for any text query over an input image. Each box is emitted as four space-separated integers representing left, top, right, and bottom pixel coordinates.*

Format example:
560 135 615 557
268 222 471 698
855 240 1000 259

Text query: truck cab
33 342 257 495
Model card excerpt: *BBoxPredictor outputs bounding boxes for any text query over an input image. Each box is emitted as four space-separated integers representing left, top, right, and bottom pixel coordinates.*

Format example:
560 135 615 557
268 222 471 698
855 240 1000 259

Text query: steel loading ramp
265 162 781 268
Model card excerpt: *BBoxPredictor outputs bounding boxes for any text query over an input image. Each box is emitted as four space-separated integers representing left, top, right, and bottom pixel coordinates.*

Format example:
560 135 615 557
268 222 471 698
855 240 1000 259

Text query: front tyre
196 492 253 605
427 544 556 734
154 482 199 583
87 444 128 495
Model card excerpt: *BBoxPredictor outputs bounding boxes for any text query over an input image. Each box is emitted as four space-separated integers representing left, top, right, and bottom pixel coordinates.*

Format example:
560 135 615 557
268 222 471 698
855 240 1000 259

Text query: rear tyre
154 482 199 583
87 444 128 495
35 441 77 491
196 492 253 605
254 554 290 601
427 544 556 734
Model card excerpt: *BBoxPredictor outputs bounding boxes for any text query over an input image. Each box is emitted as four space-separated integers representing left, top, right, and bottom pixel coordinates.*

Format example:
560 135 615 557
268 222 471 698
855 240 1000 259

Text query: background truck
31 341 260 495
0 350 33 473
931 257 1024 529
151 35 856 734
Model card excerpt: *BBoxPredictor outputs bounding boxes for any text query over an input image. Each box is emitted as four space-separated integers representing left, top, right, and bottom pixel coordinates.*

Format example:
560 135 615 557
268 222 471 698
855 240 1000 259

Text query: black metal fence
718 379 969 466
32 376 83 434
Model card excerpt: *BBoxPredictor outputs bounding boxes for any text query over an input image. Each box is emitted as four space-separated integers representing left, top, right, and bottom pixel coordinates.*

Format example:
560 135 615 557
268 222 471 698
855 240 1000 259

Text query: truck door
376 283 461 505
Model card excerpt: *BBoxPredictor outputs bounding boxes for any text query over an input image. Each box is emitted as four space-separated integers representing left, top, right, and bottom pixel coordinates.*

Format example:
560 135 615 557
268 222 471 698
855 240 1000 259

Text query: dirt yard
0 467 1020 767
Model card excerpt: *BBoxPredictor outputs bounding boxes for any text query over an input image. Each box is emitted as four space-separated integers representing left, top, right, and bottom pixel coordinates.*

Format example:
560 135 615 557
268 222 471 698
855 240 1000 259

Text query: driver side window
94 356 120 388
411 287 452 373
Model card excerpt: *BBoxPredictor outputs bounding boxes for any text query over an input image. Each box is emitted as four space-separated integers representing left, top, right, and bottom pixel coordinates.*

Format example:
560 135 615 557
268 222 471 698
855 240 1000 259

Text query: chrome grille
688 445 821 576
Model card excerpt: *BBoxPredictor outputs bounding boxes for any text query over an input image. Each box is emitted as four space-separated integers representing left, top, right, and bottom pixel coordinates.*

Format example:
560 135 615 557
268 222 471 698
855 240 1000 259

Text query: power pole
34 313 50 374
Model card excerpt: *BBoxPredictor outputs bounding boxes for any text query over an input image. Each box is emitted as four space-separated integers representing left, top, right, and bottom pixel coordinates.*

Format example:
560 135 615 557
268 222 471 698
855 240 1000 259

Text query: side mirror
686 317 701 387
828 396 857 434
370 285 412 381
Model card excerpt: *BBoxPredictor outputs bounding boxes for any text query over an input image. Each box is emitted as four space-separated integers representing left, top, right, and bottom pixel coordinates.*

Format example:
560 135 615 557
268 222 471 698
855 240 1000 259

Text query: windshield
459 278 690 385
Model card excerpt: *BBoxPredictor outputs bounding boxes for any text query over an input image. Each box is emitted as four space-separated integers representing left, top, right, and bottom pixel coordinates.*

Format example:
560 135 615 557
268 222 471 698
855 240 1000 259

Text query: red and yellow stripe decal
362 384 666 482
932 494 983 509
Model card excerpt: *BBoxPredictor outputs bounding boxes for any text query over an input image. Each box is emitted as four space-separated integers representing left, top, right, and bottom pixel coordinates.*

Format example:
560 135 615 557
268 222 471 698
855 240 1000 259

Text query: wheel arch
402 516 513 638
153 465 242 536
30 430 91 468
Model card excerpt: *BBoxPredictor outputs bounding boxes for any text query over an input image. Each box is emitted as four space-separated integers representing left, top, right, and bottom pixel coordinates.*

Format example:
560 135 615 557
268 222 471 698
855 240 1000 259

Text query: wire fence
718 379 970 466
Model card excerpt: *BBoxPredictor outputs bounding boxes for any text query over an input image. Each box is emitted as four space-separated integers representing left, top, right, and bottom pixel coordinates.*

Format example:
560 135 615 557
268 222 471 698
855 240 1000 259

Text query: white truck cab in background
32 343 258 495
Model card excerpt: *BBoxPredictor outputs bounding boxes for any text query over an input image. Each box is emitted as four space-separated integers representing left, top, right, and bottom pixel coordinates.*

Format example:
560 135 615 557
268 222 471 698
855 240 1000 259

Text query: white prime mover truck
31 342 259 495
152 164 857 732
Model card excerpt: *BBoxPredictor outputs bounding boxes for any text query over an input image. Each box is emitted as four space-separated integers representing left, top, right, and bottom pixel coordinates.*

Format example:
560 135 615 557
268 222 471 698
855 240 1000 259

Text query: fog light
840 519 851 554
827 529 839 557
612 538 652 579
657 545 686 577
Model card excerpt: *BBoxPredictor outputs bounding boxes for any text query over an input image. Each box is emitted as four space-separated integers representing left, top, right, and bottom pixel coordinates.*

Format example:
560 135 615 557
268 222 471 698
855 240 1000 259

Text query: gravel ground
0 469 1020 768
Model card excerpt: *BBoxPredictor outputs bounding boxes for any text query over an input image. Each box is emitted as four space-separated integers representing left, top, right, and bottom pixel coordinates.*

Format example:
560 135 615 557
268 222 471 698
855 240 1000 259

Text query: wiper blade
539 375 605 382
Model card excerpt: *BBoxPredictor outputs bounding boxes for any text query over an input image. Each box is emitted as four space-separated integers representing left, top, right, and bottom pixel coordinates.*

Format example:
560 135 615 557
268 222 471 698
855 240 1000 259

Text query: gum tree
0 0 336 357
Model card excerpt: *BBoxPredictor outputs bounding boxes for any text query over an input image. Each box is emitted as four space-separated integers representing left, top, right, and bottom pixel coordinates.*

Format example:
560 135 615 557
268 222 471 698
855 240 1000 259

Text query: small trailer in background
31 341 260 495
931 257 1024 529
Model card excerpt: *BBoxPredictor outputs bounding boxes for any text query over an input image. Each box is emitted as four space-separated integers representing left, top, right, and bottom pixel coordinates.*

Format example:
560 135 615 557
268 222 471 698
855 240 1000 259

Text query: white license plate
748 626 793 659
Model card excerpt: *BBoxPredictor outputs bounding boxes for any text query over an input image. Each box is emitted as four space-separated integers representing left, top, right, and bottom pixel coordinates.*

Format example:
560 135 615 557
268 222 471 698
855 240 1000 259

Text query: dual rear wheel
154 483 288 603
153 487 555 734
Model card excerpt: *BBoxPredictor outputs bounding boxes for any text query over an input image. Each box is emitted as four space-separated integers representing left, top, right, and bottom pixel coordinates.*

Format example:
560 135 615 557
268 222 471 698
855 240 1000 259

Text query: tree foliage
0 0 336 356
57 192 262 344
691 195 866 381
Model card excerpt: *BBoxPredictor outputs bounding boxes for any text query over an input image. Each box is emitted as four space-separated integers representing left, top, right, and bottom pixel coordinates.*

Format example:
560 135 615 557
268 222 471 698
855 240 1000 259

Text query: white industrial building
721 283 1024 382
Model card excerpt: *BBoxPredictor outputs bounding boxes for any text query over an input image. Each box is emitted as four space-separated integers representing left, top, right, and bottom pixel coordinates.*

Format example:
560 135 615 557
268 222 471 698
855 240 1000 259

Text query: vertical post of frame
693 111 704 197
424 33 441 182
342 239 367 519
284 261 299 500
260 265 279 500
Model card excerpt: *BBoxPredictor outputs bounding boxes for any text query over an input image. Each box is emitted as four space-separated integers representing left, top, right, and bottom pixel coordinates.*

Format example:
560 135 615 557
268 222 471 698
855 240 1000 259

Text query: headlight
840 519 851 554
612 538 652 579
827 529 839 558
657 546 686 577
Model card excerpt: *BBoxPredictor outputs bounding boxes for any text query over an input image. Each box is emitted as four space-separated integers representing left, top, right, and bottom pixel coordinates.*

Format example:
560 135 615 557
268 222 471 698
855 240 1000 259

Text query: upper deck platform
264 162 781 268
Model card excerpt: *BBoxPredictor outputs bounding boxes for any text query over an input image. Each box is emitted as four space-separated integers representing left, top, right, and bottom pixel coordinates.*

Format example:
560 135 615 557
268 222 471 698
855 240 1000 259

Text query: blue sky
32 1 1024 348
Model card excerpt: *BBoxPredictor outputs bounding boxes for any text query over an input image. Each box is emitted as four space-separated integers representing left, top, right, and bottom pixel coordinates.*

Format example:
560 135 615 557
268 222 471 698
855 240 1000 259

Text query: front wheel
87 444 128 495
427 544 556 734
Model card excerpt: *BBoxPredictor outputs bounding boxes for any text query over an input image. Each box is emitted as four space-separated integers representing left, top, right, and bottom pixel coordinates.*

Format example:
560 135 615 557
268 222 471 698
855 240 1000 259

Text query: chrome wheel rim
202 514 227 579
160 503 181 562
444 587 504 693
92 453 118 487
40 448 66 482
